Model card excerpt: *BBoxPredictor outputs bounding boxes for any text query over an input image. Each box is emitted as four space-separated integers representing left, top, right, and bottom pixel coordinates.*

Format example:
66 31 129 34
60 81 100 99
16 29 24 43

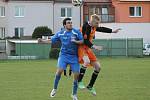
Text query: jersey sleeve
77 31 83 41
51 32 60 43
96 27 112 33
82 22 94 48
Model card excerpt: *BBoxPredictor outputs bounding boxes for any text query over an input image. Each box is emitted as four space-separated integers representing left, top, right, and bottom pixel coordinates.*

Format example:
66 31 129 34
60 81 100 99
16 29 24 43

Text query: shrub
32 26 52 39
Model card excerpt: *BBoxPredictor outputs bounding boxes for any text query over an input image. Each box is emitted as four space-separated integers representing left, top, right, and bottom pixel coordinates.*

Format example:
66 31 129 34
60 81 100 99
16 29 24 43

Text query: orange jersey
78 22 112 66
78 23 97 66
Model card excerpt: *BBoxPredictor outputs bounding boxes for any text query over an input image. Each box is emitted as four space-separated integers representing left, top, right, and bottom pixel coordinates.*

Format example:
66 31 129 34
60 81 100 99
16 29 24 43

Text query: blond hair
90 14 100 21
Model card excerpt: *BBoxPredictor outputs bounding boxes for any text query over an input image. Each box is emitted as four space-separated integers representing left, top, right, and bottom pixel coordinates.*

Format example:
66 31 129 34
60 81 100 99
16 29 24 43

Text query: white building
0 0 81 38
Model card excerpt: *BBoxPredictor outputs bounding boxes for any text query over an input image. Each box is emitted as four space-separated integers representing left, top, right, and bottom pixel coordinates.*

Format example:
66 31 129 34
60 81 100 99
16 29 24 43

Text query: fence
0 38 143 60
93 38 143 57
13 43 51 59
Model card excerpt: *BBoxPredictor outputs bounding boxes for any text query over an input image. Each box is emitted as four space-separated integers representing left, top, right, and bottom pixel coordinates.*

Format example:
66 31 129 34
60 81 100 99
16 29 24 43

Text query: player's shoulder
57 29 66 35
72 28 81 35
83 21 88 25
83 21 90 27
72 28 80 32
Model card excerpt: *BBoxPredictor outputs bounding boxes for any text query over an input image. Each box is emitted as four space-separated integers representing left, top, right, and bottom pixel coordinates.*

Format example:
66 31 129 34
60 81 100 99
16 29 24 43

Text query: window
61 8 65 17
0 27 5 39
129 6 142 17
89 7 95 15
67 8 72 17
89 7 101 15
136 7 141 16
102 7 108 14
14 27 24 37
15 6 25 17
101 7 109 22
61 8 72 17
0 6 5 17
95 8 100 15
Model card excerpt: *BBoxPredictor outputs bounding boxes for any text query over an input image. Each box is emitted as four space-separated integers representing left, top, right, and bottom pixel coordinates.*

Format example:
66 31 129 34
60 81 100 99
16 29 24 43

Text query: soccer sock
64 70 67 76
54 74 61 89
87 70 99 88
78 65 87 82
72 80 78 95
69 69 72 76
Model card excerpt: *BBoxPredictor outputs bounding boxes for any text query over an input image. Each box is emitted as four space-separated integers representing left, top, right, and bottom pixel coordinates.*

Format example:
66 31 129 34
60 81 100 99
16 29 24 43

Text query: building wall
0 1 7 32
6 1 53 37
53 3 81 33
1 1 81 37
112 1 150 23
95 23 150 43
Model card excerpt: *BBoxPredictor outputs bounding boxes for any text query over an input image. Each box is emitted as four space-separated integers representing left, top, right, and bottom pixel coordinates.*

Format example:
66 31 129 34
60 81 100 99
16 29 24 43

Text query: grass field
0 58 150 100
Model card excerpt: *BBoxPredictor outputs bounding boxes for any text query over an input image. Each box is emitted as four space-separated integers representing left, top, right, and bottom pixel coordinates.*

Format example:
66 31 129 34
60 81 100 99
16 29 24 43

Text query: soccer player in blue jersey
38 18 83 100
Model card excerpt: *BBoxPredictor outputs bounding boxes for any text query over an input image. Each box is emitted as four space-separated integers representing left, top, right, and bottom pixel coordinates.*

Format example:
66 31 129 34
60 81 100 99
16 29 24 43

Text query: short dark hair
63 18 71 26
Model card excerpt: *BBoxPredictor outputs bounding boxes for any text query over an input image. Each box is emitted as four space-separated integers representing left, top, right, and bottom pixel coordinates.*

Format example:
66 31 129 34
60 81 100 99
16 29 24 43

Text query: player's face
65 20 72 30
91 19 100 28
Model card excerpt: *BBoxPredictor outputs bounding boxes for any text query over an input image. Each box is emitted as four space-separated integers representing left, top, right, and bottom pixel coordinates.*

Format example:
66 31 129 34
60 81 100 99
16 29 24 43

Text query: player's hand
112 28 122 33
37 38 43 43
92 45 103 51
71 38 76 43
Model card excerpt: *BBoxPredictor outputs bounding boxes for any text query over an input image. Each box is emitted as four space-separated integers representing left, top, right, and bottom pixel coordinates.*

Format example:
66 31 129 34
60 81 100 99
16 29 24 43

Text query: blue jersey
51 28 83 55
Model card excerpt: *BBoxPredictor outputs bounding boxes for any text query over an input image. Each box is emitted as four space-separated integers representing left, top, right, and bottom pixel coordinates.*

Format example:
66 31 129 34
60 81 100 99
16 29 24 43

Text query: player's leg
69 67 72 76
72 72 79 100
78 48 90 89
70 63 80 100
50 68 63 97
64 70 67 76
87 61 101 96
54 68 64 89
78 65 87 89
50 56 67 97
84 50 101 95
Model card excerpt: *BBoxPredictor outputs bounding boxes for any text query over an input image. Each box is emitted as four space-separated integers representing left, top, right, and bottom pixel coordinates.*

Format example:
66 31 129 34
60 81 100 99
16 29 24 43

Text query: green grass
0 58 150 100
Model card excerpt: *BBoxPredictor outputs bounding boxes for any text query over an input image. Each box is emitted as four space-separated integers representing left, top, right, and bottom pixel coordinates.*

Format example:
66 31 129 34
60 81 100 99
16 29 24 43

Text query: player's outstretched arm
112 28 122 33
96 27 112 33
96 27 122 33
37 38 51 43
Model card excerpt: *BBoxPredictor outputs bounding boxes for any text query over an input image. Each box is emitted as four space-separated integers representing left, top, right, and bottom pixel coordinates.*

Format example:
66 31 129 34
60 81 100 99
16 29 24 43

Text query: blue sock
72 80 78 95
54 74 61 89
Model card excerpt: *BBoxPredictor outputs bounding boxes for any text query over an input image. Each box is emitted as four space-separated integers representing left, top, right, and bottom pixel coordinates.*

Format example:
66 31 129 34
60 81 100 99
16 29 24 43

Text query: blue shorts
57 54 80 73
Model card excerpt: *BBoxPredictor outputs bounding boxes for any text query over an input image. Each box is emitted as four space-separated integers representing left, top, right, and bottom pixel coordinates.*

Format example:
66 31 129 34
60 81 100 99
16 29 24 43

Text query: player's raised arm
38 31 61 44
96 27 112 33
37 38 51 43
96 27 122 33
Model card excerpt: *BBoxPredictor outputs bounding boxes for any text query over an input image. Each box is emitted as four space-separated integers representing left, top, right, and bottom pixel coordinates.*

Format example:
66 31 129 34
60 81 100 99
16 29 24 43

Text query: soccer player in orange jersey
78 14 121 95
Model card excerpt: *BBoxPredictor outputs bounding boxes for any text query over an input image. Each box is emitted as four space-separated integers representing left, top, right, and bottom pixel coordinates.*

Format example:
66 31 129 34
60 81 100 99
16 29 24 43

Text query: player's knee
56 69 63 75
95 67 101 72
56 72 62 76
74 74 79 80
80 65 87 73
95 63 101 72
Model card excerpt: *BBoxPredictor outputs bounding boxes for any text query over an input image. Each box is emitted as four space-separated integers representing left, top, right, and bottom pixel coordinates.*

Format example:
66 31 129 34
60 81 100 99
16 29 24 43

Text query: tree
32 26 53 39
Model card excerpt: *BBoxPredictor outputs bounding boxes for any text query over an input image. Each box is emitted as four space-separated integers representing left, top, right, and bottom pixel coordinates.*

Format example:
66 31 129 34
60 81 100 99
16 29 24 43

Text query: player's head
90 14 100 28
63 18 72 30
